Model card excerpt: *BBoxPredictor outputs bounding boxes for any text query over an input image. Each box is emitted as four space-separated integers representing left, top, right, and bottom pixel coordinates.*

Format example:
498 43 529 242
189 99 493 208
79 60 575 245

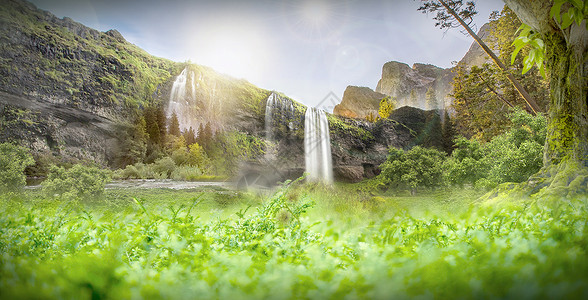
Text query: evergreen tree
196 123 205 145
156 104 167 143
449 6 549 141
168 112 181 137
115 115 148 167
442 111 456 154
184 127 196 146
144 105 161 146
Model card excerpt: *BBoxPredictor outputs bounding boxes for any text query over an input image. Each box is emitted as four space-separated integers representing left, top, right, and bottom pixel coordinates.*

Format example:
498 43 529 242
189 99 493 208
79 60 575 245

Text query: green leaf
550 1 565 23
574 9 583 26
522 57 533 74
562 9 575 28
569 0 584 9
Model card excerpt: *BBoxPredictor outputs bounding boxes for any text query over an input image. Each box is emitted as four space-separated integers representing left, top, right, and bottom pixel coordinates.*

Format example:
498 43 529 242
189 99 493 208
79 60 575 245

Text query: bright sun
196 20 269 81
286 0 342 42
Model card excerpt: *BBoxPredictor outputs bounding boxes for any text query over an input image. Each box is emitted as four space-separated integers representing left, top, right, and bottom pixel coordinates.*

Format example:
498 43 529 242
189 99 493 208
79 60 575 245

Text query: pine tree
144 105 161 146
196 123 205 145
184 127 196 146
168 112 181 137
442 111 456 154
156 104 167 143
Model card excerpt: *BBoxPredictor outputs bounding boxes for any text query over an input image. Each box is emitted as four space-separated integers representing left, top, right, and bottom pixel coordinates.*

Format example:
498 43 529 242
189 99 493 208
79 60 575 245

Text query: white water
304 107 333 184
264 92 295 155
167 68 198 131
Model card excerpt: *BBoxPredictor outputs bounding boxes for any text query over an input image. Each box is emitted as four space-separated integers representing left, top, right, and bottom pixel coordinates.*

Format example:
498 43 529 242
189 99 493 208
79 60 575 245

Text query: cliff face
328 106 444 182
333 23 493 119
333 86 387 119
375 61 451 110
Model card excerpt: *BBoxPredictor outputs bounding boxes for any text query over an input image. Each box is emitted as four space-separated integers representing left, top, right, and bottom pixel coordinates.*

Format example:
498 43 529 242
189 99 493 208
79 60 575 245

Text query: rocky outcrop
375 62 451 110
456 23 493 68
333 23 494 119
333 86 387 119
328 106 445 182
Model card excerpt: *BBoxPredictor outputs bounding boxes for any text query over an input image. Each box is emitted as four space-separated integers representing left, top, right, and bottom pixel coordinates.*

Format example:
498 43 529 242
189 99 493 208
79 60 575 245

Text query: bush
443 137 489 186
0 143 34 193
170 165 202 181
443 108 546 189
379 146 446 194
42 164 111 200
152 157 176 177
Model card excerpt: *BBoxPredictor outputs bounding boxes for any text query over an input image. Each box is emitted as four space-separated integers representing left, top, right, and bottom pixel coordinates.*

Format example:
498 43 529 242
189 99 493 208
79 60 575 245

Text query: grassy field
1 182 587 299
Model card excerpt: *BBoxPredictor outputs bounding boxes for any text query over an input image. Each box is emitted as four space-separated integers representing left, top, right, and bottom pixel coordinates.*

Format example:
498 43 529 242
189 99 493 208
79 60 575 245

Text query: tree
442 111 456 154
115 115 148 167
451 64 515 141
42 164 111 200
184 126 196 146
419 0 542 115
449 6 550 141
378 96 396 119
144 105 161 146
503 0 587 189
168 112 181 137
0 143 34 193
379 146 446 195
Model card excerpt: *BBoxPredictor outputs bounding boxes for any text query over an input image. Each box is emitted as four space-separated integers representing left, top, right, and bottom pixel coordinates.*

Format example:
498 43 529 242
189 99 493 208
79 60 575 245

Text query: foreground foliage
1 184 587 299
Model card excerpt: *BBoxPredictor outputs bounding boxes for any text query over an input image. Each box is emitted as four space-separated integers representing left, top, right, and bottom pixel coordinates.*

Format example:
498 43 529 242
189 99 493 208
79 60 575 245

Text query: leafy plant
0 143 34 193
42 164 111 200
512 0 587 77
379 146 446 194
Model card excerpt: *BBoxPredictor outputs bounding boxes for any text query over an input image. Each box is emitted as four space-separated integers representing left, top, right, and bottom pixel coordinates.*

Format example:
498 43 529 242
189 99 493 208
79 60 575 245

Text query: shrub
152 157 176 177
0 143 34 193
42 164 111 200
443 137 489 186
379 146 446 194
443 108 546 189
170 165 202 181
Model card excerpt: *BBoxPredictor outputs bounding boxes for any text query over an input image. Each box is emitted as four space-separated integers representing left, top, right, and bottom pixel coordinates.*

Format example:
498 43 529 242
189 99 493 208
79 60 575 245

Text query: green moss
327 114 374 142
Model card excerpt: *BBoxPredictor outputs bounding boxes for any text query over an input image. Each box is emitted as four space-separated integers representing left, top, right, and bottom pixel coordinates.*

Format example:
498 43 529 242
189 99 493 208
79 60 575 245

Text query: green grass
1 183 587 299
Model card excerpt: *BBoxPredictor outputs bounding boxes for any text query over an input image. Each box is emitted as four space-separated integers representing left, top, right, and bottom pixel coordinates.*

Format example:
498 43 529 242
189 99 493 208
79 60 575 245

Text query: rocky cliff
333 23 492 119
333 86 387 119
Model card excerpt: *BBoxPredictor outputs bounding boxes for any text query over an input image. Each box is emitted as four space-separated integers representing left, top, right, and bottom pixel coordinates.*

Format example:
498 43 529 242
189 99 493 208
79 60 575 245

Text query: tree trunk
502 0 588 197
543 32 588 168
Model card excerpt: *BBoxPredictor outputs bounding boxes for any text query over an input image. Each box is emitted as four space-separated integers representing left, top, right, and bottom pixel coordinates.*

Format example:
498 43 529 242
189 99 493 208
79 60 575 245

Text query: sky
29 0 505 110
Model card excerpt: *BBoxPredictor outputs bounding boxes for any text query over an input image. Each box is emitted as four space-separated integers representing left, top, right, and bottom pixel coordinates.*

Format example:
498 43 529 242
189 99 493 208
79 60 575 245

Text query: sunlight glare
196 19 270 81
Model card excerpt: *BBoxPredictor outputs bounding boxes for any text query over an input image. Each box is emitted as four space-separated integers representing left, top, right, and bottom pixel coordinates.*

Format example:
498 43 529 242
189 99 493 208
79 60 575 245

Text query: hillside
0 0 270 166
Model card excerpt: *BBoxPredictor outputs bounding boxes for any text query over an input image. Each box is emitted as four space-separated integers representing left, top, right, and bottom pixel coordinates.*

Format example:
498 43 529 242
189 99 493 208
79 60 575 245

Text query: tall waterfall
304 108 333 184
265 93 294 142
167 68 197 131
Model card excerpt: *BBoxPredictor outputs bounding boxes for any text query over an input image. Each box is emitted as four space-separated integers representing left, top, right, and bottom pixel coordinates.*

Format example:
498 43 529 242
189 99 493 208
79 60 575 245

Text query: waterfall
167 67 197 131
264 93 277 143
265 93 294 142
304 107 333 184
